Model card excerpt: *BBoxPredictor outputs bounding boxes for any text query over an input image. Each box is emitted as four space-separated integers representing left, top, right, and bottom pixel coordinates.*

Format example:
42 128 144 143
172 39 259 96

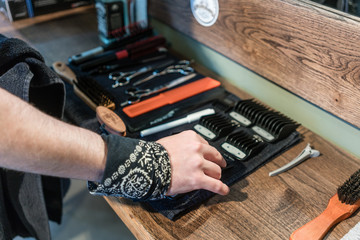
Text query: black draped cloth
0 34 69 240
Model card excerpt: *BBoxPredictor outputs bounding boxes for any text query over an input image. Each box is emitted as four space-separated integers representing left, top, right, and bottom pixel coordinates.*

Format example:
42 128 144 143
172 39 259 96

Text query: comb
229 99 268 127
230 99 299 142
221 130 265 162
251 110 299 142
122 77 221 118
193 113 238 140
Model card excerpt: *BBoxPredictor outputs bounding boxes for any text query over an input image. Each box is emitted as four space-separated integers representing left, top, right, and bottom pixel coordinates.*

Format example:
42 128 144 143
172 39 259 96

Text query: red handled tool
80 35 166 71
69 27 153 65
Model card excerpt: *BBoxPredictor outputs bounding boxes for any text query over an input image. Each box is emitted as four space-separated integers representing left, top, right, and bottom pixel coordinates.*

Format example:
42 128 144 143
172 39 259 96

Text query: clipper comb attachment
221 130 265 162
229 99 268 127
211 99 233 112
251 110 299 143
194 113 238 140
229 99 299 142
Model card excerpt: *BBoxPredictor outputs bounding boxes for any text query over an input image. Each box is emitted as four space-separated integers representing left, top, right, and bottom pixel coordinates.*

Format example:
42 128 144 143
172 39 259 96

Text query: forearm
0 88 106 181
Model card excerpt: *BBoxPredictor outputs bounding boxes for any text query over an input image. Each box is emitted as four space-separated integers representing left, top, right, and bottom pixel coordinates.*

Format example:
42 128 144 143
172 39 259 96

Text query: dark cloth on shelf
147 131 301 220
0 34 69 240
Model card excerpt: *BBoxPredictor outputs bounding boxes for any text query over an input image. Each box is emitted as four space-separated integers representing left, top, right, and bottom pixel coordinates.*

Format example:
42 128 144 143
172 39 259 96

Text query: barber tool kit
53 23 304 220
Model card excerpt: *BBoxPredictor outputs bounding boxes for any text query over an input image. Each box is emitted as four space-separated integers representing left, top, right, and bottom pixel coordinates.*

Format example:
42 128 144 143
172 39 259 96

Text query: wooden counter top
104 100 360 240
1 6 359 240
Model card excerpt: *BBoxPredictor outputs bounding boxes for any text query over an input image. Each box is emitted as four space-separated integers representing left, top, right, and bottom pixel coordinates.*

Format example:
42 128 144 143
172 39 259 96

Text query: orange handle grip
290 194 360 240
122 77 221 118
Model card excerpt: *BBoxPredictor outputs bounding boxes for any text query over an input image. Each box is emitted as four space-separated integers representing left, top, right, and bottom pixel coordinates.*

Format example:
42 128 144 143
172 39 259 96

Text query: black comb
193 113 238 140
229 99 268 127
221 130 265 162
212 100 232 112
229 99 299 142
251 110 299 143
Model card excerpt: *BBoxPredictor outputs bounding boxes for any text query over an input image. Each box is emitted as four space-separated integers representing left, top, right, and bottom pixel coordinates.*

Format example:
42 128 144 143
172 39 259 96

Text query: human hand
156 130 230 196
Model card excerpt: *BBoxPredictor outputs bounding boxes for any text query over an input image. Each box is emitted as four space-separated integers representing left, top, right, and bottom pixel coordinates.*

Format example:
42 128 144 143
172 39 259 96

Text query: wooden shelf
149 0 360 130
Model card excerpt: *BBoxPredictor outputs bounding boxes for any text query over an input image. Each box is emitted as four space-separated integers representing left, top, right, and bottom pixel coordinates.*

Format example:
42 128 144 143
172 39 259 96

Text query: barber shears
132 60 194 86
110 59 176 88
109 70 136 88
120 72 197 107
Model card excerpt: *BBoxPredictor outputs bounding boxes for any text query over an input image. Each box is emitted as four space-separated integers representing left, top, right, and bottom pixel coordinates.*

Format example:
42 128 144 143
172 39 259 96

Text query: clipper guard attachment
221 130 266 162
229 99 299 143
194 113 238 141
229 99 268 127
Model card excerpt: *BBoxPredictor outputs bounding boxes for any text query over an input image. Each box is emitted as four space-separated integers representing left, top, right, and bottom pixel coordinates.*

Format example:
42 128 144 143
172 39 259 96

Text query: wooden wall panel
149 0 360 129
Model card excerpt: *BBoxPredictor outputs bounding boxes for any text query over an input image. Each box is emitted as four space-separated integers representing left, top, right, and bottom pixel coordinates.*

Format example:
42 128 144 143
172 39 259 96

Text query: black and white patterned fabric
88 134 172 201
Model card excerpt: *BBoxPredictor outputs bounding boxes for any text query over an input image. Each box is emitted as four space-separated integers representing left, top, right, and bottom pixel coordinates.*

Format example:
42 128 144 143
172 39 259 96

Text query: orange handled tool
122 77 221 118
290 194 360 240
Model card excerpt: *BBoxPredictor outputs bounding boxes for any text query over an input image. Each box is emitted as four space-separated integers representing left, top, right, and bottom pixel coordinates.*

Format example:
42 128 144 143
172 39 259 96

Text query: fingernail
222 184 230 195
225 186 230 195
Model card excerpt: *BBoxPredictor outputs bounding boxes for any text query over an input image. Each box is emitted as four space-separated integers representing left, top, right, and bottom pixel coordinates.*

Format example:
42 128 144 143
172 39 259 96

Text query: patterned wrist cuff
88 134 171 201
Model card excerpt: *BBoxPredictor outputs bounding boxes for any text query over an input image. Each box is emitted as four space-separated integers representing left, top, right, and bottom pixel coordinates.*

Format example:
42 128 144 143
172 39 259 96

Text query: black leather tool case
63 52 302 220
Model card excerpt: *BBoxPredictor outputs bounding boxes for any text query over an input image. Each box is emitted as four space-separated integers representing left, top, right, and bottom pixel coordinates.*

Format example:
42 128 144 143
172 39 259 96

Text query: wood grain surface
105 124 360 240
149 0 360 129
103 63 360 240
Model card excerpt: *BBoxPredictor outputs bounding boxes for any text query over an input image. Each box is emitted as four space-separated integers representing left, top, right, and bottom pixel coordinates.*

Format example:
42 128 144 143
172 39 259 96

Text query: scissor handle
120 95 141 107
125 87 150 96
109 71 136 80
112 79 131 88
131 60 194 87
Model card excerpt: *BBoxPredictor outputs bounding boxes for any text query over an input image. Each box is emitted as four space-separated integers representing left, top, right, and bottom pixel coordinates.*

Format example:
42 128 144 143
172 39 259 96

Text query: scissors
110 59 176 88
120 73 197 107
109 70 136 88
132 60 194 86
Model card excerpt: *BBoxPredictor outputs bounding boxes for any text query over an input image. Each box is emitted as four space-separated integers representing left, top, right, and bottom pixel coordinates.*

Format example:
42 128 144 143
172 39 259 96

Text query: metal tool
120 73 197 107
110 59 176 88
132 60 194 86
110 70 137 88
88 51 168 75
269 143 320 176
